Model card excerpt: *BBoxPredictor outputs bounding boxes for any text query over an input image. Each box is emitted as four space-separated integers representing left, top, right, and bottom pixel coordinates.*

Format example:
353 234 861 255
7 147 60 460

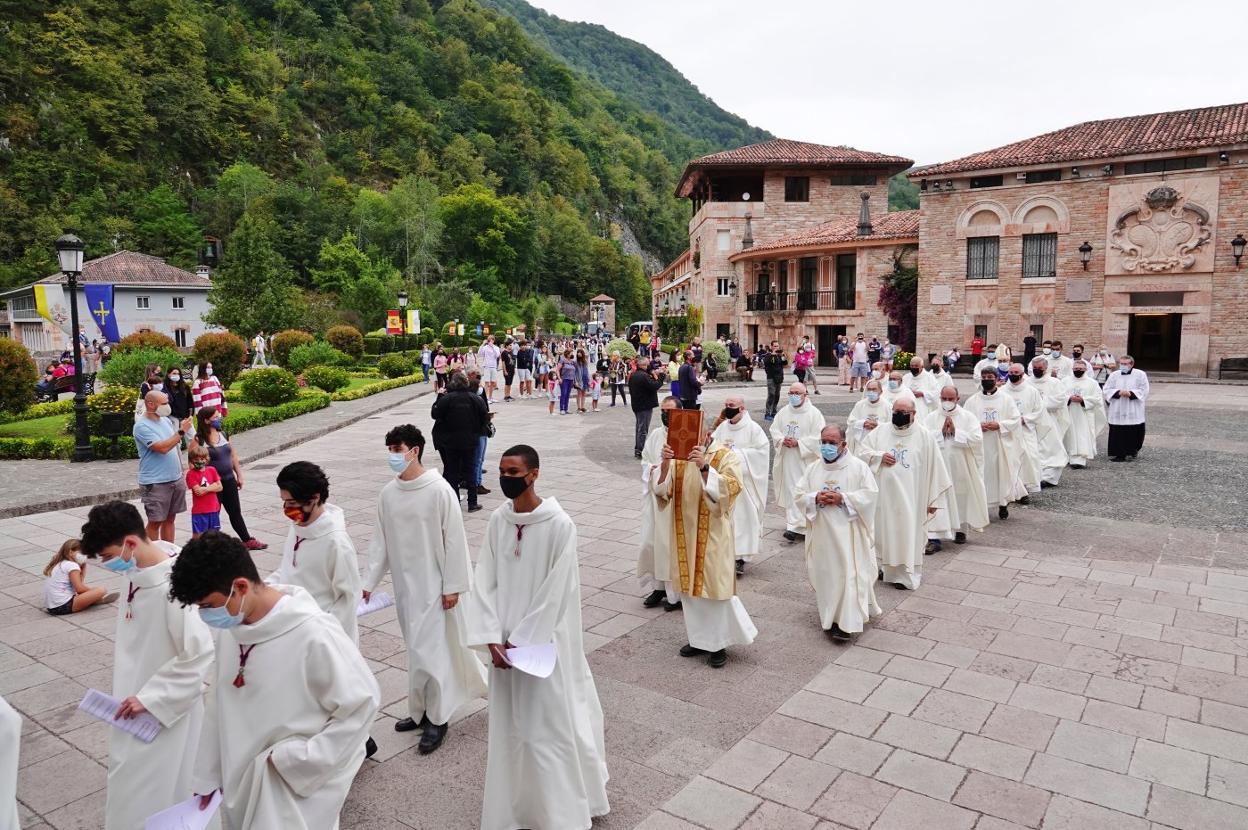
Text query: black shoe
477 485 491 495
954 532 967 545
1110 456 1126 462
925 539 942 555
1040 481 1054 489
828 623 852 642
663 599 683 612
365 736 378 759
395 716 422 732
467 504 482 513
999 506 1009 520
735 558 745 576
679 644 709 657
707 649 727 668
642 589 665 608
1018 496 1031 505
418 721 448 755
893 582 912 591
634 451 643 459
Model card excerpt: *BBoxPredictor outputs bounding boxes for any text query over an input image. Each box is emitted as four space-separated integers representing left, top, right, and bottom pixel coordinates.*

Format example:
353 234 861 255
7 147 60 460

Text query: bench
1218 358 1248 380
34 372 96 403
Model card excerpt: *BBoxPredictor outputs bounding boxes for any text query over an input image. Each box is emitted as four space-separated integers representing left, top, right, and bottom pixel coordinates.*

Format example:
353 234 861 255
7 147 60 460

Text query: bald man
1027 356 1071 486
880 370 916 411
846 379 889 455
133 390 194 541
856 398 951 590
923 386 988 553
901 356 941 419
639 396 683 610
770 382 826 541
711 395 770 575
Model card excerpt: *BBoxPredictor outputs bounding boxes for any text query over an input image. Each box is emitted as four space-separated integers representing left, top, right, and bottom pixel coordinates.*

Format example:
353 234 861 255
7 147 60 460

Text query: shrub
329 373 420 401
0 397 73 424
221 391 330 433
0 339 38 415
377 353 415 378
891 350 915 370
271 329 314 367
363 333 384 355
238 367 299 406
287 341 351 374
302 365 350 393
78 385 139 434
192 331 248 388
98 346 186 389
604 338 637 361
325 325 364 360
115 330 179 354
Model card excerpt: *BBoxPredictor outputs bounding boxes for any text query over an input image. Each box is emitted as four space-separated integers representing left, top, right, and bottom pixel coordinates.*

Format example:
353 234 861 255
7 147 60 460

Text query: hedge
222 391 330 433
329 374 421 401
0 398 75 424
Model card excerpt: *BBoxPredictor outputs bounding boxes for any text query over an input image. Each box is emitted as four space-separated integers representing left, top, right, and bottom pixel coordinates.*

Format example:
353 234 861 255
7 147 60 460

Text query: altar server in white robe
711 394 770 575
0 695 17 830
365 424 487 754
1064 360 1107 467
1103 354 1150 462
923 386 988 553
80 500 214 830
1028 357 1072 485
847 379 888 455
464 444 609 830
172 533 380 830
270 461 361 644
963 369 1026 520
856 399 952 590
770 382 826 541
639 397 682 610
1000 364 1043 495
795 424 880 641
901 356 942 419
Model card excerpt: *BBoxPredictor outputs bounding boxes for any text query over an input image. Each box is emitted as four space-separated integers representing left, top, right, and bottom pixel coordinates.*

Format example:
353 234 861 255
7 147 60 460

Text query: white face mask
205 367 214 377
941 401 957 412
155 403 172 418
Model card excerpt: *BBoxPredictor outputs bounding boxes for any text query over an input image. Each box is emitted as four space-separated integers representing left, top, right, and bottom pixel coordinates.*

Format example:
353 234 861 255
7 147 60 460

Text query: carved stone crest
1109 185 1211 273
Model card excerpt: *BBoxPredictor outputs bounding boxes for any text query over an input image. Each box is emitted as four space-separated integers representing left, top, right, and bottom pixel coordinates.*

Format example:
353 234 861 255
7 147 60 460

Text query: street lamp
1232 234 1247 268
1078 241 1093 270
56 231 92 463
397 289 409 355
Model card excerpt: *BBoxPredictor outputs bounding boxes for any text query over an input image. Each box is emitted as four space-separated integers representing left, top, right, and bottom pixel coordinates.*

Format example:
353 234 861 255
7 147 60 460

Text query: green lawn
0 414 69 439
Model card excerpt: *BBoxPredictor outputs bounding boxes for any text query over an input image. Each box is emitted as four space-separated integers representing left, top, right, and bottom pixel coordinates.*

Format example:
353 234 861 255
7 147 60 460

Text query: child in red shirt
186 445 223 538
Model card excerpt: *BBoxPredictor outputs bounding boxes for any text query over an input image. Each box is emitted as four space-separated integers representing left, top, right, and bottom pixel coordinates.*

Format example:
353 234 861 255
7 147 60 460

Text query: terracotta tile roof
589 294 615 302
40 251 210 288
735 210 919 258
911 102 1248 178
677 138 913 197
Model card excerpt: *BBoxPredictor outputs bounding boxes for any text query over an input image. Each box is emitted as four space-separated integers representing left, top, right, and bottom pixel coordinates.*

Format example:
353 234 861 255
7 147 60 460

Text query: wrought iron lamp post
397 289 409 355
56 232 93 462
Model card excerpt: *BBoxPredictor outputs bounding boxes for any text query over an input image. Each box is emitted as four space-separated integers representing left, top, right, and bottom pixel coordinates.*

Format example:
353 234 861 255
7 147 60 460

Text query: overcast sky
525 0 1246 165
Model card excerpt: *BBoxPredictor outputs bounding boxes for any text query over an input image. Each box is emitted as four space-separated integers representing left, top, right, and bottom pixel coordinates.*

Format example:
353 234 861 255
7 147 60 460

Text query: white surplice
268 503 361 644
795 455 881 633
923 406 989 535
0 695 20 830
1030 375 1071 484
770 402 826 532
108 545 215 830
194 586 380 830
1001 380 1043 493
463 497 609 830
901 369 942 419
712 412 770 561
1064 374 1107 465
963 389 1026 507
856 423 952 589
1103 368 1150 424
638 425 676 601
846 395 888 456
365 469 487 726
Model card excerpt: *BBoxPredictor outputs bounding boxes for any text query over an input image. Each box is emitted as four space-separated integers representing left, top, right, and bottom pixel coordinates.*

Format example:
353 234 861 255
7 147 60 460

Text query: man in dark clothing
430 371 489 511
763 341 788 420
1023 334 1038 366
678 350 702 410
628 358 665 459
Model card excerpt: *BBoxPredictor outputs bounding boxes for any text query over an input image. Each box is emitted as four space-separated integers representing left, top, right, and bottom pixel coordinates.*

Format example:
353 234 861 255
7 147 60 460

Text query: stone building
652 138 914 362
910 102 1248 376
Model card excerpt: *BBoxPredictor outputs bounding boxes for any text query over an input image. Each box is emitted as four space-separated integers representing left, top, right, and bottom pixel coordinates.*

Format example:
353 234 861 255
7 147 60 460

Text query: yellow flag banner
32 284 53 322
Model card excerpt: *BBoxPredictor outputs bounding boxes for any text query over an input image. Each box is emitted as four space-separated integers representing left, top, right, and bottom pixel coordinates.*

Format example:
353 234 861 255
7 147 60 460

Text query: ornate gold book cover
666 409 704 460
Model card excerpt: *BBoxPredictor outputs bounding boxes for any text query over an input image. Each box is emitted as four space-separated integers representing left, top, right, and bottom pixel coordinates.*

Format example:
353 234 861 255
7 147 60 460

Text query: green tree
206 213 304 335
386 175 442 287
423 278 475 331
437 184 528 291
129 184 202 267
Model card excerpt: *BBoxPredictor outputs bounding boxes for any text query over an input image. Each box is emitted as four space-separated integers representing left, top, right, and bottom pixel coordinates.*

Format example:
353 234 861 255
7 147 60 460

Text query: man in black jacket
678 350 701 411
628 358 665 459
763 341 788 420
431 371 490 512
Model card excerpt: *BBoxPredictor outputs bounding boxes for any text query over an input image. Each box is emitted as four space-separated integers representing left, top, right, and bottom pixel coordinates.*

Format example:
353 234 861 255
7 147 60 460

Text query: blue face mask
887 380 900 391
788 394 803 408
198 585 245 629
820 444 840 463
210 418 222 430
387 451 410 474
866 391 880 403
1121 366 1132 374
102 548 136 574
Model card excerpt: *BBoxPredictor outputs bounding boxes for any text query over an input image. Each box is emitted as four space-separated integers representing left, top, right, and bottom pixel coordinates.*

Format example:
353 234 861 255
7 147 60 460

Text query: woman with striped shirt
191 362 227 418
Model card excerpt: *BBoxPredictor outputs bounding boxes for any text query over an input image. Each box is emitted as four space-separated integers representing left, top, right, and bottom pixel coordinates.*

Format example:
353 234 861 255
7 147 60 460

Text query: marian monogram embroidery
893 446 912 469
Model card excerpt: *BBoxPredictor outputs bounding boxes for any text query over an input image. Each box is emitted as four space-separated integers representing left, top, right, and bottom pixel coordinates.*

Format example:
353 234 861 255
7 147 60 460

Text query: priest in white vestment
923 387 989 553
846 380 888 455
795 424 880 641
711 394 770 575
1103 355 1150 462
639 398 683 609
1064 360 1107 467
655 434 758 667
365 424 487 753
463 444 609 830
169 534 380 830
881 371 917 411
856 399 952 590
79 501 215 830
0 694 17 830
1000 365 1043 495
901 356 942 419
770 382 826 540
964 369 1026 520
928 357 956 391
1028 357 1072 485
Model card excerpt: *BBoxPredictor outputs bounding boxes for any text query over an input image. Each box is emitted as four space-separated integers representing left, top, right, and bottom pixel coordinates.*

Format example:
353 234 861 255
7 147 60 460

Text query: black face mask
661 412 671 428
892 411 912 428
910 367 921 375
930 365 941 373
722 407 740 420
981 379 997 393
1072 351 1082 358
1032 367 1045 378
1009 374 1023 384
499 474 530 500
1073 370 1085 378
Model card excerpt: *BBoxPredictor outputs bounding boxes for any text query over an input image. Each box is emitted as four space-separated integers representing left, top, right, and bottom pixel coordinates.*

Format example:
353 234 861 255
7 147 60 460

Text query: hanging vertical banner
407 310 420 334
385 309 403 335
83 283 121 342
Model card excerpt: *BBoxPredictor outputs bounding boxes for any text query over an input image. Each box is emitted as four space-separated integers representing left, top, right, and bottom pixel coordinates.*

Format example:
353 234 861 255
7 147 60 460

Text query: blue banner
83 283 120 343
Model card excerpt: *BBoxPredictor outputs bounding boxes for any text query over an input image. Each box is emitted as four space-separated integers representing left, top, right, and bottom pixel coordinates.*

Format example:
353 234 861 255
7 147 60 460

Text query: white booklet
145 791 222 830
78 688 163 743
356 592 395 617
504 643 558 678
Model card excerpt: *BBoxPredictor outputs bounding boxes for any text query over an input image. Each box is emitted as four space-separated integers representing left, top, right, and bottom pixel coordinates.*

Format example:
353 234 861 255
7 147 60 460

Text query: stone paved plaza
5 378 1248 829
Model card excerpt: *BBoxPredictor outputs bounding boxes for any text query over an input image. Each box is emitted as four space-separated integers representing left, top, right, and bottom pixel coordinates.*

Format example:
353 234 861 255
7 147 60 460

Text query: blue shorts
191 513 221 533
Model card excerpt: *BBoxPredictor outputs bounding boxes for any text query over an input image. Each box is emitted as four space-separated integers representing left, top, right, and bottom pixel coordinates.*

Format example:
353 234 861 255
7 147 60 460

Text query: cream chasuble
770 403 826 532
923 406 990 535
1064 375 1107 465
1001 381 1043 493
269 503 361 644
365 469 487 726
108 545 214 830
463 497 610 830
846 396 889 455
712 413 770 561
638 425 675 599
193 586 380 830
963 390 1026 507
794 454 881 633
1030 375 1072 485
857 423 952 589
0 695 21 830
